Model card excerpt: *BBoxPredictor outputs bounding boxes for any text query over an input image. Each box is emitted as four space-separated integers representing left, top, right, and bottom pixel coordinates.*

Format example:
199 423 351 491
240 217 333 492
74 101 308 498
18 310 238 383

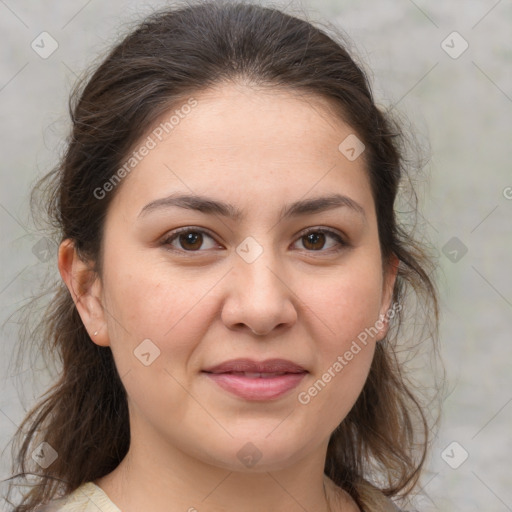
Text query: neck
96 435 338 512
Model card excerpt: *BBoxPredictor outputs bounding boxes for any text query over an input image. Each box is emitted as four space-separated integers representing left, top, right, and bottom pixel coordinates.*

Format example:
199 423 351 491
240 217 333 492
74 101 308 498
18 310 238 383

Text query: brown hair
6 1 442 510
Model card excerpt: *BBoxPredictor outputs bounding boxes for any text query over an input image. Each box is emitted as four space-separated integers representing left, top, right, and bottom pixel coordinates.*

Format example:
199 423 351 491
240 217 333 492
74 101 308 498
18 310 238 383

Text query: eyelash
160 226 348 255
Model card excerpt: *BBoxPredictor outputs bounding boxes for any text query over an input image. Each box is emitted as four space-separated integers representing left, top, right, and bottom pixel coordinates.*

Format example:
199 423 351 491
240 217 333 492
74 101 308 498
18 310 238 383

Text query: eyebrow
138 192 366 222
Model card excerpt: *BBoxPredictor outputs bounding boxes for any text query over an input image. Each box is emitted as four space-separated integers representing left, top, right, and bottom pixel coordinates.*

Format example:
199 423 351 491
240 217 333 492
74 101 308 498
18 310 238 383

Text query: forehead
160 82 361 159
108 82 374 219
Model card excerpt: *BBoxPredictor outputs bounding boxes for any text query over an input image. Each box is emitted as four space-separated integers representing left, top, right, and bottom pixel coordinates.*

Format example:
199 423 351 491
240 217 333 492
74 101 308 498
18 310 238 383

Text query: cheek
298 259 383 399
303 260 384 347
99 247 214 378
99 260 211 424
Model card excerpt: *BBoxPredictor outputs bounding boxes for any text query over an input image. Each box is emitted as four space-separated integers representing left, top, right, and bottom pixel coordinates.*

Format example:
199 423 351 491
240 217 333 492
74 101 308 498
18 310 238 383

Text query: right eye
161 227 222 253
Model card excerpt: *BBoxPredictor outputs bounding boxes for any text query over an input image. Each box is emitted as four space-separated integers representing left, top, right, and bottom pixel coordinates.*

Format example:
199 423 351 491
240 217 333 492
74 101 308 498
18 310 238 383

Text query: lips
202 358 307 375
202 358 308 400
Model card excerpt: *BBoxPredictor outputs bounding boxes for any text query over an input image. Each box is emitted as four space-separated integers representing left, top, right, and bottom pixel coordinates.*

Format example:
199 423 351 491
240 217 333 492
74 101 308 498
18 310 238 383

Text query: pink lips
202 358 307 401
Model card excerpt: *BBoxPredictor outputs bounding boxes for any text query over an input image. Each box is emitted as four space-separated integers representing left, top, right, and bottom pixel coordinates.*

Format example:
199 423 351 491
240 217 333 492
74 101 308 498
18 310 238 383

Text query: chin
199 435 313 473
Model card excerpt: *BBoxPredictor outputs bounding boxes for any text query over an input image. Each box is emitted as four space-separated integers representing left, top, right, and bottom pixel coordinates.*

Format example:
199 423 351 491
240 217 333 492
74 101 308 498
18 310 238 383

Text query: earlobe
58 239 109 347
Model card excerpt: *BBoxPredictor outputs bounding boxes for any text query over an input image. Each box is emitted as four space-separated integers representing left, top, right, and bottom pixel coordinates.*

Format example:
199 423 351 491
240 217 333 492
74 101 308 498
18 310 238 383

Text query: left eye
161 227 346 253
293 228 346 252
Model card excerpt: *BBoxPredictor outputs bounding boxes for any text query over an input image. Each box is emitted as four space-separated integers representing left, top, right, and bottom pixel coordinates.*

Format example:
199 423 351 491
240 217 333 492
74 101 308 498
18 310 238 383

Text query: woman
7 1 441 511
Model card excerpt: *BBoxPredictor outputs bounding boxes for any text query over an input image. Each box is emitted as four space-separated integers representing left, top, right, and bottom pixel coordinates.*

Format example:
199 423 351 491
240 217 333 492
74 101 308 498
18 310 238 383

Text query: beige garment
36 482 121 512
38 478 404 512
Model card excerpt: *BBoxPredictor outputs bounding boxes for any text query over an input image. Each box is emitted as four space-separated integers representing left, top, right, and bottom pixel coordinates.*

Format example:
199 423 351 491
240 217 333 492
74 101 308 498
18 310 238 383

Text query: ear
376 252 400 341
58 239 109 347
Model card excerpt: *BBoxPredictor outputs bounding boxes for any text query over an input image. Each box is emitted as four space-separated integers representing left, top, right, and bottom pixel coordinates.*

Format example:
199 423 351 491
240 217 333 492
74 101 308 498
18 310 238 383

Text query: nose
221 245 298 337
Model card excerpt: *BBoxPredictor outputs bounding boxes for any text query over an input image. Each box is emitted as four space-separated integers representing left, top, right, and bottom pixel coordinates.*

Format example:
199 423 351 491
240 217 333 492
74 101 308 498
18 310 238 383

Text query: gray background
1 0 511 510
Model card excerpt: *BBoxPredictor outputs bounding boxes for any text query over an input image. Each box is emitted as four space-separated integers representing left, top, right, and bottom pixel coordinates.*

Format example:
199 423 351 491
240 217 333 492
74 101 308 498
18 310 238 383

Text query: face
66 82 396 472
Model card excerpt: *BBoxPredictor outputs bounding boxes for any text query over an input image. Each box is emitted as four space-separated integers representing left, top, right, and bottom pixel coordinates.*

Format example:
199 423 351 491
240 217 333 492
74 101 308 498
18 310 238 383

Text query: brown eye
162 228 218 252
294 228 346 253
178 231 203 250
302 232 326 251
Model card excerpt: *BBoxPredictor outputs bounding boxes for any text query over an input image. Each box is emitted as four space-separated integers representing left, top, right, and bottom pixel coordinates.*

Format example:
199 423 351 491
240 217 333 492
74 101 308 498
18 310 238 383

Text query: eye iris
180 231 203 250
303 232 325 251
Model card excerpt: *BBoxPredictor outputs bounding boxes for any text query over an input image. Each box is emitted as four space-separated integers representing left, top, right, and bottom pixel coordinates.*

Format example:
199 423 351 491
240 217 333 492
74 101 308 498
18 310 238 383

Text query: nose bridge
222 234 296 334
235 234 284 300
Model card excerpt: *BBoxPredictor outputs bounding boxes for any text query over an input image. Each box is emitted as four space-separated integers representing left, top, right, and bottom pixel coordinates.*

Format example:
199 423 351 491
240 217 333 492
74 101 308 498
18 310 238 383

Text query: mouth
202 357 308 374
201 358 308 400
203 371 297 378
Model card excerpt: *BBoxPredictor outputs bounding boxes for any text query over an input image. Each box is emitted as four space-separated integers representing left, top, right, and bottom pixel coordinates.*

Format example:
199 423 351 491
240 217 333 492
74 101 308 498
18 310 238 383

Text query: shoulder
35 482 121 512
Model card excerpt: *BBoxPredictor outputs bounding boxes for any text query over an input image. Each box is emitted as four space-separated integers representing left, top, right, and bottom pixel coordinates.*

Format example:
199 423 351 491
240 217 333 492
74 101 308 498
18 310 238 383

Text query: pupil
305 232 324 250
181 232 201 249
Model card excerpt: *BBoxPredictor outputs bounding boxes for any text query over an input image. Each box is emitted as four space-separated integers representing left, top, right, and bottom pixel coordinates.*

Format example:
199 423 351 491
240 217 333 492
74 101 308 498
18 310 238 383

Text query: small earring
93 331 99 336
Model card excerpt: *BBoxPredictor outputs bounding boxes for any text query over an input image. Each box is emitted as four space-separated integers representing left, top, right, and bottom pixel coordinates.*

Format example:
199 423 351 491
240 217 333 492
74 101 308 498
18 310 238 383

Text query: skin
59 82 398 512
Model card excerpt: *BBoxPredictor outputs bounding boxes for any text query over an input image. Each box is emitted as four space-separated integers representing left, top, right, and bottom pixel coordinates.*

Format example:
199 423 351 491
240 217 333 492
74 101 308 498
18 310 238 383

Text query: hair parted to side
5 1 443 511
